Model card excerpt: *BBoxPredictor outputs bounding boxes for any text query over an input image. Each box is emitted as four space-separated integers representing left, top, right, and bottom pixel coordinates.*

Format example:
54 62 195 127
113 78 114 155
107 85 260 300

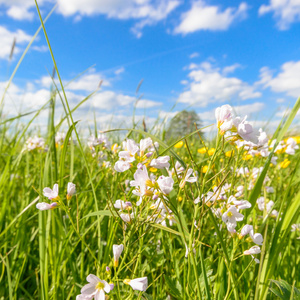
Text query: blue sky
0 0 300 133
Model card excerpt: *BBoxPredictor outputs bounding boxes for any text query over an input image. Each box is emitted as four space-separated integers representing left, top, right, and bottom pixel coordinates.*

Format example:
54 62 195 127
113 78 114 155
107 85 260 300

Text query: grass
0 2 299 299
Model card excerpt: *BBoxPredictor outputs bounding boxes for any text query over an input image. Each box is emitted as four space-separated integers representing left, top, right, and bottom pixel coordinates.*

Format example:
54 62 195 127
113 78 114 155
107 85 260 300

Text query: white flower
114 200 131 210
236 117 259 144
244 246 261 255
240 224 253 237
139 137 153 155
150 156 170 169
77 274 110 300
250 232 263 245
36 202 58 211
113 244 124 267
157 175 174 195
67 182 76 200
124 277 148 292
222 206 244 231
43 184 59 200
286 138 299 155
215 105 233 128
179 168 197 189
55 132 66 145
114 161 131 172
130 165 152 197
120 212 134 223
23 136 45 152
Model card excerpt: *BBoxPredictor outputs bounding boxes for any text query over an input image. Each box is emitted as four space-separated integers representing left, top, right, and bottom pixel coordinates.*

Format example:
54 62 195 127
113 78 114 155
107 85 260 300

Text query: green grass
0 2 299 299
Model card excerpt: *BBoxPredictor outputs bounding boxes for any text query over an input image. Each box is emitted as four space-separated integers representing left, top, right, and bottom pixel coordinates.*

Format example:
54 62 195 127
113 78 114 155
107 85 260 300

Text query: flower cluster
76 244 148 299
36 182 76 211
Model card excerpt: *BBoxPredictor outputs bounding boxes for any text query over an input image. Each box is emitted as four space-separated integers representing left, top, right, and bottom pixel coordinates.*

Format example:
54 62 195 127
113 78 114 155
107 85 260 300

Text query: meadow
1 4 300 299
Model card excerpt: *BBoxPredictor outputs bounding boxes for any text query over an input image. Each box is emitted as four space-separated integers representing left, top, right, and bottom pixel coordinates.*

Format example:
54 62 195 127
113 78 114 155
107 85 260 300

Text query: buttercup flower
124 277 148 292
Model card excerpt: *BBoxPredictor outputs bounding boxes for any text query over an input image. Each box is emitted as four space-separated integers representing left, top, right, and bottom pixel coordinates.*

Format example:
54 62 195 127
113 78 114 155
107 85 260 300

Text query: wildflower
23 136 46 152
225 150 234 157
55 132 66 146
243 245 261 255
285 138 299 155
67 182 76 200
36 202 58 211
150 156 170 169
207 148 215 156
174 141 184 148
113 244 124 267
114 161 131 172
179 168 197 189
279 158 291 169
197 147 206 154
228 196 251 210
139 137 153 155
240 224 253 238
43 184 60 201
202 165 208 173
124 277 148 292
130 165 152 197
114 200 131 210
222 206 244 232
215 104 233 129
77 274 110 300
157 175 174 195
120 212 134 223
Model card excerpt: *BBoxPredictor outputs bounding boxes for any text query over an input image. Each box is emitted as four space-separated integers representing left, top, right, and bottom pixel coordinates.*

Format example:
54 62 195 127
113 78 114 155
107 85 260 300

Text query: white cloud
31 45 48 52
189 52 199 59
114 67 125 75
174 1 248 34
0 25 32 59
135 99 162 108
258 61 300 98
56 0 181 37
259 0 300 30
178 62 261 107
223 63 242 75
276 98 285 103
6 5 34 20
67 71 110 91
0 0 48 21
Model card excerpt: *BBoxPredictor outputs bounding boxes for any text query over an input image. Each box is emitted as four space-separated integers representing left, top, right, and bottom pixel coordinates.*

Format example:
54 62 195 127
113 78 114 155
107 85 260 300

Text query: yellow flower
149 167 157 173
225 150 234 157
178 196 183 202
208 148 215 156
243 154 253 161
174 141 184 148
202 165 208 173
279 159 291 169
197 147 206 154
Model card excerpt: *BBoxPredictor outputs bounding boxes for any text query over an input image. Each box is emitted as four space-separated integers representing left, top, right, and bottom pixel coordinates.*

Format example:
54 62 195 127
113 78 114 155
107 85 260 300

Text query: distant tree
166 110 202 140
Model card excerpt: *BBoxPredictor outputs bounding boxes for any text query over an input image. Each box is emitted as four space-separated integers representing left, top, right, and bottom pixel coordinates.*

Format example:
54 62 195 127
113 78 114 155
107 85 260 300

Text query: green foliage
165 110 203 140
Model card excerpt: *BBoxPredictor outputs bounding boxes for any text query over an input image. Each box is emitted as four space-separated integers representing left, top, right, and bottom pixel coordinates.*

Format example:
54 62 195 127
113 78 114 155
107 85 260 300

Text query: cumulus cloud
56 0 181 37
177 61 261 107
136 99 162 108
0 25 32 59
258 60 300 98
259 0 300 30
174 1 248 34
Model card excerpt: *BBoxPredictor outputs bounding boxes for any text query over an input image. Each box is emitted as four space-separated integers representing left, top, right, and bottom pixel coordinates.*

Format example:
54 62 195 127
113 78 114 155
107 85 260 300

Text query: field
1 95 300 300
1 5 300 299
